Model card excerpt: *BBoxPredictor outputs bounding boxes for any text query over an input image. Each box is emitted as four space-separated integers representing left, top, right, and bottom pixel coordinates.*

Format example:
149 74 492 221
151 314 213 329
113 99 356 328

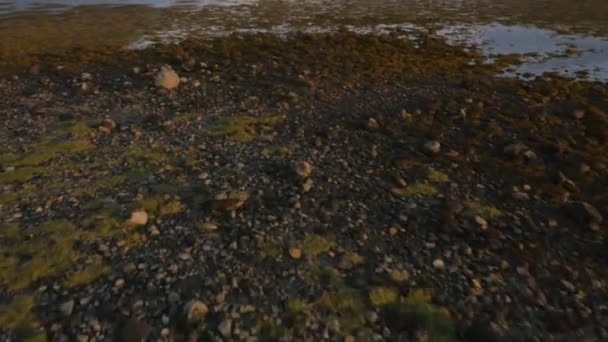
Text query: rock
80 82 94 94
218 319 233 337
114 278 125 289
563 201 603 227
59 300 75 317
475 216 488 230
118 318 149 342
294 160 313 179
212 191 249 212
572 109 585 119
432 259 445 270
183 300 208 326
388 227 398 237
423 140 441 155
289 247 302 260
302 179 313 193
367 118 380 130
99 118 117 133
504 143 528 157
129 210 148 225
200 222 218 232
155 65 180 90
464 319 502 342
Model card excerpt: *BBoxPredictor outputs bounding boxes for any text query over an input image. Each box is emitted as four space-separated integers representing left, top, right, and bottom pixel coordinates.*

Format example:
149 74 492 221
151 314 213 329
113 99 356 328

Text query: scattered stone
183 300 208 326
155 65 180 90
212 191 249 212
388 227 398 237
80 82 94 94
218 319 233 337
433 259 445 270
200 222 218 232
367 118 380 130
114 278 125 289
563 201 603 227
59 300 75 317
129 210 148 226
572 109 585 119
475 216 488 230
504 142 528 157
289 247 302 260
302 179 313 193
423 140 441 155
99 118 117 133
294 160 313 179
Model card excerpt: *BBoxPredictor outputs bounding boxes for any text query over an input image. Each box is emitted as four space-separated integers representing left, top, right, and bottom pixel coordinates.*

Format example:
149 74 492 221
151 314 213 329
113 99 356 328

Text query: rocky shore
0 32 607 341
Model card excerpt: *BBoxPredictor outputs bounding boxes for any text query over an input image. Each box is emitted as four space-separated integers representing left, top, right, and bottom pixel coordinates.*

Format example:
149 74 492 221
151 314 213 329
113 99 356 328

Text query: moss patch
299 234 335 256
0 220 81 290
0 295 35 329
206 115 284 142
391 183 438 197
427 168 450 183
63 258 110 288
465 201 503 220
369 287 399 307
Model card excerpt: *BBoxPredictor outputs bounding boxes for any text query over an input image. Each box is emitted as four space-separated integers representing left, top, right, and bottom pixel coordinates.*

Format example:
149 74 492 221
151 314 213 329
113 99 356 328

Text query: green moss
391 183 438 197
0 223 20 239
0 192 17 205
138 195 183 216
259 241 281 258
57 120 94 137
300 234 334 256
18 139 93 167
342 251 365 266
126 146 167 166
380 288 456 341
0 220 81 289
307 265 342 286
465 202 503 220
158 199 184 216
286 298 309 315
427 168 450 183
63 259 110 288
369 287 399 307
0 295 35 329
206 115 284 142
0 166 40 183
317 288 364 313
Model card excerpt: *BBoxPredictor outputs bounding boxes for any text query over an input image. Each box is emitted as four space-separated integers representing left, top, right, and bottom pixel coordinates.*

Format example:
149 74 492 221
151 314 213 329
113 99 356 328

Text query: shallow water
1 0 607 81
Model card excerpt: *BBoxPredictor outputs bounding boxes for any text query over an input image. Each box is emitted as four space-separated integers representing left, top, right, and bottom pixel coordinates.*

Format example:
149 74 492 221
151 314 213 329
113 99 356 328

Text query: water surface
1 0 607 81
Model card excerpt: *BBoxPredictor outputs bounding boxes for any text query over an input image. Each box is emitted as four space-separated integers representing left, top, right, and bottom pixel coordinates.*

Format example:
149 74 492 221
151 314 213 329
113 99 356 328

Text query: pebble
129 210 148 226
504 142 528 156
183 300 208 325
59 299 75 317
433 259 445 270
99 118 117 133
423 140 441 155
563 201 603 227
218 319 233 337
113 279 125 291
367 117 380 130
572 109 585 119
155 65 180 90
201 222 218 231
475 216 488 230
289 247 302 260
388 227 398 237
294 160 313 179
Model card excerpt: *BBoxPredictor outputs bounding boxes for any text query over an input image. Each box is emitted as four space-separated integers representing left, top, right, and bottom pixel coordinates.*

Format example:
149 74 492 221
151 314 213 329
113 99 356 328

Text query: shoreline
1 33 607 340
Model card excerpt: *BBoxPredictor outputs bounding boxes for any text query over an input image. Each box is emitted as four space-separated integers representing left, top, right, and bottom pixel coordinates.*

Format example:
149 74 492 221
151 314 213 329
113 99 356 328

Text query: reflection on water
0 0 607 81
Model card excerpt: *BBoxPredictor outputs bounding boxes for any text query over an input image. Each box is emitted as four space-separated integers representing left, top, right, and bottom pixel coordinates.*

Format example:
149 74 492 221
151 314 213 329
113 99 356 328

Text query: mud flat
0 32 607 341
